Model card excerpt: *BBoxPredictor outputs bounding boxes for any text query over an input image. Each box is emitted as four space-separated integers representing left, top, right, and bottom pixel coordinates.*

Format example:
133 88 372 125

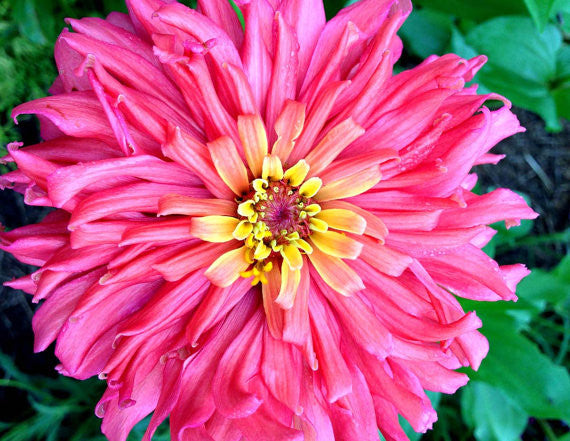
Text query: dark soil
475 108 570 269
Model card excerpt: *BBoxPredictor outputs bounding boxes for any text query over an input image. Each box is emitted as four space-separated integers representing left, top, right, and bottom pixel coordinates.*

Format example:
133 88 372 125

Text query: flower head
1 0 538 440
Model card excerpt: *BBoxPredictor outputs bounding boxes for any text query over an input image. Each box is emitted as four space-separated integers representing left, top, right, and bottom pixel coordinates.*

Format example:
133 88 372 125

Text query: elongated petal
305 118 365 176
310 231 363 260
275 260 301 309
316 209 366 235
204 246 251 287
308 247 364 296
158 194 236 217
317 166 381 201
271 100 306 162
208 136 250 196
238 114 268 177
190 216 240 243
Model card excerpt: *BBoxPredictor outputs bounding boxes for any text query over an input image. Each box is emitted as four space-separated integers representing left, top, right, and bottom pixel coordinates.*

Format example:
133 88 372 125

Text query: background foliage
1 0 569 440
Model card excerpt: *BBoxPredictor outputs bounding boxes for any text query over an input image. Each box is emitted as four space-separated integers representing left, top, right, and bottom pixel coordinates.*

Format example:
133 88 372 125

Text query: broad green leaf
470 313 570 420
412 0 528 22
523 0 557 31
456 17 563 131
399 9 453 58
11 0 47 45
516 261 570 310
556 45 570 80
461 381 528 441
466 17 560 84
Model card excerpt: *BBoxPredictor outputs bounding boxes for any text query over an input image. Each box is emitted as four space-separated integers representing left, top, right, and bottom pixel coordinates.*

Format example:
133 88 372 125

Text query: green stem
0 379 52 400
496 229 570 250
538 419 559 441
555 315 570 365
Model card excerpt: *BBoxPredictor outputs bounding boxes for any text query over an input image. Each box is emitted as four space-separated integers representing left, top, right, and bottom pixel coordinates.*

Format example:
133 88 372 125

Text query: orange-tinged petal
316 166 381 201
190 216 240 242
204 246 250 287
262 266 285 339
316 209 366 235
208 135 250 196
310 231 363 260
308 247 364 296
262 155 284 181
238 114 268 177
322 201 387 242
271 100 306 163
276 260 301 309
281 244 303 270
304 118 364 177
158 194 237 217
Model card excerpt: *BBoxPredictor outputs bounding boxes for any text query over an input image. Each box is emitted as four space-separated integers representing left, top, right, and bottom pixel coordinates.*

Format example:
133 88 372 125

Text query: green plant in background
398 0 570 131
0 351 171 440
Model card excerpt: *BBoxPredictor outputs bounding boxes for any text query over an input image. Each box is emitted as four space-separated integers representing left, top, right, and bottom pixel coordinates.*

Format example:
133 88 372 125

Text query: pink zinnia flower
1 0 538 440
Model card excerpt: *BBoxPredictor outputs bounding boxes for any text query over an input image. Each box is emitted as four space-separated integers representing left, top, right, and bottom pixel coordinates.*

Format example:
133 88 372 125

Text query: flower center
233 157 326 285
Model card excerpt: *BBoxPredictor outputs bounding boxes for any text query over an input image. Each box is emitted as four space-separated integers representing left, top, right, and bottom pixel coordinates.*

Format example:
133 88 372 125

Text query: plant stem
538 419 559 441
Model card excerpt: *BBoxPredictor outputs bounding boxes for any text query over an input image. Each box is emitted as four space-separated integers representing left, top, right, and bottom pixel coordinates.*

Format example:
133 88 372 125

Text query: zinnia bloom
1 0 538 440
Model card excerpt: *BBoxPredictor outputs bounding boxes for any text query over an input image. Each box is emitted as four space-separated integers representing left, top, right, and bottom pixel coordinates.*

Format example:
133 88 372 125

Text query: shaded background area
1 0 569 440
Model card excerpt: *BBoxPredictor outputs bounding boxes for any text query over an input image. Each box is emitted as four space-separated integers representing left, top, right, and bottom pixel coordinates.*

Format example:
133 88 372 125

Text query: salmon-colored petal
271 100 306 163
238 114 268 177
190 216 240 243
308 247 364 296
275 260 301 310
204 246 251 287
208 136 250 196
262 266 285 339
120 218 192 246
316 166 381 202
316 209 366 235
305 118 364 177
321 200 388 242
152 242 233 283
310 231 363 260
158 194 236 217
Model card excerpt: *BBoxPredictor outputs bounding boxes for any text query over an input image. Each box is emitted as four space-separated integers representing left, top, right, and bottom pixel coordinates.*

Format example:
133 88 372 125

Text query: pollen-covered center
233 156 326 285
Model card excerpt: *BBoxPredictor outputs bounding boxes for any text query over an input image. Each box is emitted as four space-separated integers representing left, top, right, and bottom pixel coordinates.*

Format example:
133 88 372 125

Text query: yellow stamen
262 155 284 181
304 204 321 216
281 244 303 270
309 217 328 233
233 220 253 240
294 238 313 254
283 159 310 186
299 177 322 197
254 241 271 260
252 178 268 193
238 200 255 217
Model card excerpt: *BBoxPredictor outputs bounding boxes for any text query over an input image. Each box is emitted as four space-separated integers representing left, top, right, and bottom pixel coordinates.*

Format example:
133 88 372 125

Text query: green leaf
412 0 528 22
470 313 570 420
11 0 48 45
399 9 453 58
516 259 570 310
461 381 528 441
457 17 563 131
523 0 557 31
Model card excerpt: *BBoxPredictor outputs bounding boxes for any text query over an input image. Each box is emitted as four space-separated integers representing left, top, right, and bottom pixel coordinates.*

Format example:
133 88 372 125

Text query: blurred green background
0 0 569 440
